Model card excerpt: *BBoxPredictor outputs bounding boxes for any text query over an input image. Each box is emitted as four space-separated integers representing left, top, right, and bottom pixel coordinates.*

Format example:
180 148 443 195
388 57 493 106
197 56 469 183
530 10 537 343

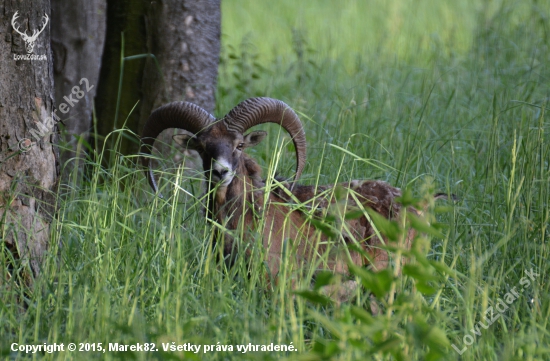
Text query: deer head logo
11 11 49 54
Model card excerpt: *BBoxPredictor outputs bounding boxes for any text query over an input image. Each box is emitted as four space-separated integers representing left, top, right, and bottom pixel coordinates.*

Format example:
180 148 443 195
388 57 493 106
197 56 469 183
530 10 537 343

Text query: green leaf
415 281 439 295
313 271 336 290
408 214 444 237
429 260 454 276
425 326 450 349
371 337 402 354
293 290 333 306
311 339 341 358
403 264 440 295
334 185 347 201
310 218 338 238
345 209 364 220
402 264 438 281
396 186 417 207
425 350 448 361
348 264 393 298
350 306 374 325
365 208 401 241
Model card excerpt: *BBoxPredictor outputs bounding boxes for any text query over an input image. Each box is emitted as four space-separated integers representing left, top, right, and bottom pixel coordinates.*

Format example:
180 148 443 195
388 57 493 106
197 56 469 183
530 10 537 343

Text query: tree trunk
94 0 220 156
94 0 150 156
0 1 59 278
140 0 220 118
51 0 106 169
140 0 220 169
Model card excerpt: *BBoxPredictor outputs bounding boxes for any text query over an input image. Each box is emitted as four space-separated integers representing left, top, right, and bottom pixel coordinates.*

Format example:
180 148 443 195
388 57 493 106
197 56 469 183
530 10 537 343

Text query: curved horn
140 101 214 195
223 97 306 185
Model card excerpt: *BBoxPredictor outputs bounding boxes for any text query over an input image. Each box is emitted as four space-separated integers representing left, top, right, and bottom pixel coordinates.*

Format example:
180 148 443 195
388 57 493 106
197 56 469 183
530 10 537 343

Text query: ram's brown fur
213 163 416 279
140 97 427 297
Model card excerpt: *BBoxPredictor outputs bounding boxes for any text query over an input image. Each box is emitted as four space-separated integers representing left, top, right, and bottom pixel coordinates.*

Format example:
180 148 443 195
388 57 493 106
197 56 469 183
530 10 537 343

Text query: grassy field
2 0 550 359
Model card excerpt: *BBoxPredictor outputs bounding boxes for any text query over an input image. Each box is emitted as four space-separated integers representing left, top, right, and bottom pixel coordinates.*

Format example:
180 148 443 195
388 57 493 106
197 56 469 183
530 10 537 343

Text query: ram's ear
243 131 267 148
173 132 201 150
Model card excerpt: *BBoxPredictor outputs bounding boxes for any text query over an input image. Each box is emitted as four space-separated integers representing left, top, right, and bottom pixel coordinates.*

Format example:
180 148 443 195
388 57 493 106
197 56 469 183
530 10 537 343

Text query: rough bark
140 0 220 167
94 0 220 156
141 0 220 118
51 0 106 168
0 1 59 277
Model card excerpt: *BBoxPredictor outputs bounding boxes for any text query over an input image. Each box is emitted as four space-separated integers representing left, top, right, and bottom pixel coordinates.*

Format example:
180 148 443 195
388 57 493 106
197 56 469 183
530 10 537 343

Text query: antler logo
11 11 49 54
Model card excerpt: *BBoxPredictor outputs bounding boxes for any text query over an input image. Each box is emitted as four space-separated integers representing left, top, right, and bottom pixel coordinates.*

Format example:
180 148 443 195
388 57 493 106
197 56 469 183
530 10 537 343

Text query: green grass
2 0 550 359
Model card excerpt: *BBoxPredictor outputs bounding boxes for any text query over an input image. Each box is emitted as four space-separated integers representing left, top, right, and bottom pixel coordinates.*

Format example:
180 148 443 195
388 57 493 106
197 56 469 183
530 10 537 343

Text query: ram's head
140 97 307 194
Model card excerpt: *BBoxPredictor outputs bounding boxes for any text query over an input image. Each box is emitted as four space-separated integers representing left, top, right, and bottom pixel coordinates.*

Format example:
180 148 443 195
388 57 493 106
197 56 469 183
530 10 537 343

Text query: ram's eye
236 143 244 151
